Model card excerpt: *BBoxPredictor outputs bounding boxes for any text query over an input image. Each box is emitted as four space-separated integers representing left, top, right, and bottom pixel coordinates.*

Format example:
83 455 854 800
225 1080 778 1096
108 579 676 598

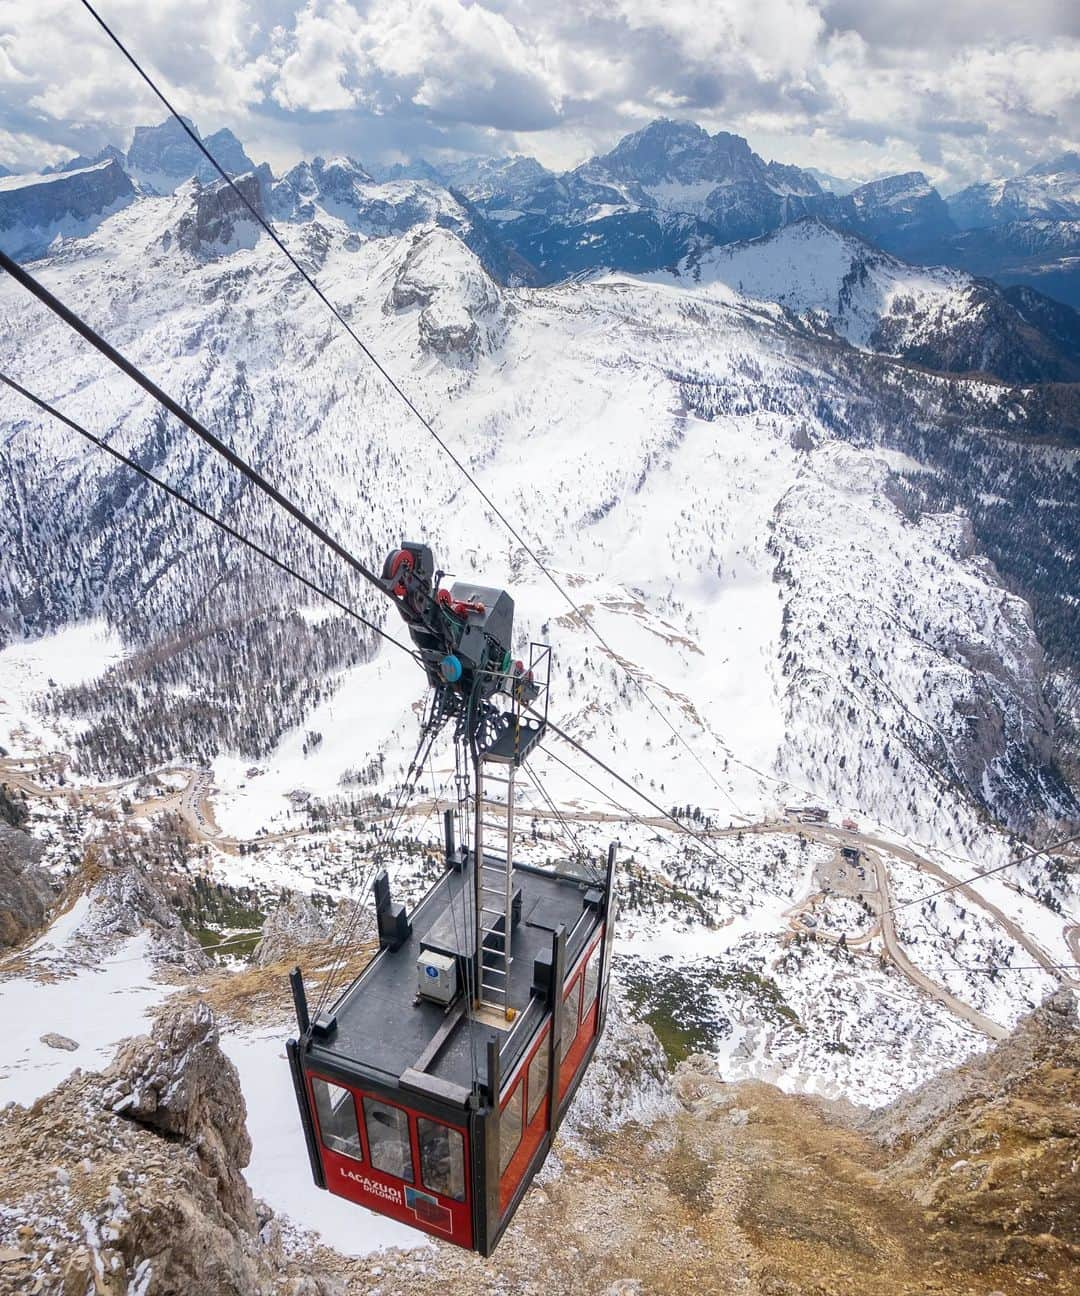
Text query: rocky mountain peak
44 142 127 176
851 170 935 205
849 170 954 252
313 153 374 185
0 157 136 259
597 117 751 185
171 167 269 260
388 225 503 357
126 117 256 193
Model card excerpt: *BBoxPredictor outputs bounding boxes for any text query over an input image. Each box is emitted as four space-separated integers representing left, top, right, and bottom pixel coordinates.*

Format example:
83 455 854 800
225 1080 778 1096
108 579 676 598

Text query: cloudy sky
1 0 1077 189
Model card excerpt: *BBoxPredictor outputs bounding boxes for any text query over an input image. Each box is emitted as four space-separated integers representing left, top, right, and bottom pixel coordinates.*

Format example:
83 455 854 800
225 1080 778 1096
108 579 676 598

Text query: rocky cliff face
848 171 955 255
863 988 1080 1277
126 118 256 193
0 1002 334 1296
0 823 53 948
251 890 329 966
0 158 135 259
171 168 270 259
388 227 504 357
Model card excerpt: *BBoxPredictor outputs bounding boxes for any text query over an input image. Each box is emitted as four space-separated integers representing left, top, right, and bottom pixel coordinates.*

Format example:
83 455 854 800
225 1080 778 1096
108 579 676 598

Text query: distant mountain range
669 220 1080 385
3 116 1079 313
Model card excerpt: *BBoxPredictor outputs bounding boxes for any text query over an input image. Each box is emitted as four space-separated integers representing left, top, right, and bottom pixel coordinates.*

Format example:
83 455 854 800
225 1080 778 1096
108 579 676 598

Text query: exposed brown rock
0 823 53 948
252 891 329 967
0 1002 337 1296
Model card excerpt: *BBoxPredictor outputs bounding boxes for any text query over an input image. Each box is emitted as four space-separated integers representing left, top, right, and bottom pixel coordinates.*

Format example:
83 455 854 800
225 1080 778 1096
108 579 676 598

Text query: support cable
888 832 1080 913
0 249 388 599
0 373 419 661
536 710 743 872
77 0 745 821
522 756 598 883
539 742 660 831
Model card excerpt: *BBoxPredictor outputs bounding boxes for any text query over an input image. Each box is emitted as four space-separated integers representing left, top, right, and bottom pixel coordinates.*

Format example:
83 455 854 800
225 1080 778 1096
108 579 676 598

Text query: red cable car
287 544 618 1253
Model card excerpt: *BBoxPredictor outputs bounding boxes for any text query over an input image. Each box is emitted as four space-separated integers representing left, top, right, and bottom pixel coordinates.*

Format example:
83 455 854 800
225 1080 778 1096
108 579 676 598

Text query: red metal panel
306 1071 473 1250
498 1024 551 1215
558 930 603 1100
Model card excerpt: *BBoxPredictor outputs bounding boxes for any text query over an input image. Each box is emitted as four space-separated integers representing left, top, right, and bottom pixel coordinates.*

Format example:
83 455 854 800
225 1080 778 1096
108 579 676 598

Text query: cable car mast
380 542 553 1020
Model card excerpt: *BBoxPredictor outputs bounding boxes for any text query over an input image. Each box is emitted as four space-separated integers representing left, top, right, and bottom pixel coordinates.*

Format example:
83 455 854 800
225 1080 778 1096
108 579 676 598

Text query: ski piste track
3 750 1076 1039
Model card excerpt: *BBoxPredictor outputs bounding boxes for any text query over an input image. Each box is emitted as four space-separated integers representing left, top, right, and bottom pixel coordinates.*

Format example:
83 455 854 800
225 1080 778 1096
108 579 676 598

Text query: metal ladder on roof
473 759 534 1020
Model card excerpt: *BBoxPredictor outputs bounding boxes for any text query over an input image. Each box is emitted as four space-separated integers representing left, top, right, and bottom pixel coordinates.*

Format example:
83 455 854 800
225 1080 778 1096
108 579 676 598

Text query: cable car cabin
287 841 616 1255
288 542 616 1253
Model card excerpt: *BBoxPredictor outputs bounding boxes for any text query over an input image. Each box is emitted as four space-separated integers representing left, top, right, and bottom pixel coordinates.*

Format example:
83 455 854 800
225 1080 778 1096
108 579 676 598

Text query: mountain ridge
9 115 1080 305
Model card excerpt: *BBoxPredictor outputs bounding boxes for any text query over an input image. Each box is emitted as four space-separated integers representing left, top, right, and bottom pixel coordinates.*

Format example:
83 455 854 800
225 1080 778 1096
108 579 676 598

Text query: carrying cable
0 373 420 661
955 963 1080 974
536 709 744 872
0 249 389 601
888 832 1080 913
77 0 744 822
538 743 668 838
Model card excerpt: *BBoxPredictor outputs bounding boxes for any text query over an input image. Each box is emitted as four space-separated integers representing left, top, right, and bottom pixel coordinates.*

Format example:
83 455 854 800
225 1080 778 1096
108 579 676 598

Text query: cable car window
582 948 600 1016
311 1077 363 1162
417 1118 466 1201
564 975 583 1044
499 1081 523 1176
526 1036 549 1124
362 1097 415 1182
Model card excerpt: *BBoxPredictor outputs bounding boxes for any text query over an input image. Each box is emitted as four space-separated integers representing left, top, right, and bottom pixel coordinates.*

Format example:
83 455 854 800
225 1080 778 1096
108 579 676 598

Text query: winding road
4 750 1076 1039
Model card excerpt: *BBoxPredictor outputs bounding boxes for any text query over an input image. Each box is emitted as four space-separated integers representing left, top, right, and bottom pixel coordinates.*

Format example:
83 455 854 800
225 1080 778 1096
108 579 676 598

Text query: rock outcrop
172 168 269 259
0 823 53 947
84 861 212 971
126 117 256 193
862 988 1080 1276
0 158 135 259
252 890 329 966
559 997 675 1145
0 1003 335 1296
388 227 503 357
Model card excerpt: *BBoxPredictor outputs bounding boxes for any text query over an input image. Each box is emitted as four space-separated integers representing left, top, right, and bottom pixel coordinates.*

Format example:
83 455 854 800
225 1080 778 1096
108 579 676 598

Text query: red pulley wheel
387 548 415 597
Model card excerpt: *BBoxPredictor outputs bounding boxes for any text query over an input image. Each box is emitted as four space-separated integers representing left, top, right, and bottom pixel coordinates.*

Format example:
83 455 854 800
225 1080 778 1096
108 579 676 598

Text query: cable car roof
311 853 604 1098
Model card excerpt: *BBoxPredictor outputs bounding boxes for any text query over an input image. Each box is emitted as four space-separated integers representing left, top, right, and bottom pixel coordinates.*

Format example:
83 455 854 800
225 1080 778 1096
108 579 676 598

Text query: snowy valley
1 114 1079 1291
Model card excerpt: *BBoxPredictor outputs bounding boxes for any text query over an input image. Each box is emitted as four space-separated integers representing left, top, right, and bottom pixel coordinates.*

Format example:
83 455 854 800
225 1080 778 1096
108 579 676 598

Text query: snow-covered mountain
847 171 954 257
0 158 136 260
668 220 1080 383
949 153 1080 229
0 169 1076 845
124 117 256 194
926 219 1080 310
17 115 1080 309
450 120 956 280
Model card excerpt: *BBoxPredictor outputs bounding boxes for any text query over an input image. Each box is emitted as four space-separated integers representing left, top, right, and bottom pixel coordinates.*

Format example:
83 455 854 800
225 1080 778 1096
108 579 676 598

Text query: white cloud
0 0 1075 187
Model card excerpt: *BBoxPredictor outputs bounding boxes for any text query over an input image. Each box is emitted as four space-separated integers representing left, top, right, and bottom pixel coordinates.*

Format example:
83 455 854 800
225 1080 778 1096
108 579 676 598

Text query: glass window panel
582 949 601 1016
417 1118 466 1201
527 1036 549 1124
362 1097 415 1182
311 1077 362 1162
564 975 583 1044
499 1081 523 1177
